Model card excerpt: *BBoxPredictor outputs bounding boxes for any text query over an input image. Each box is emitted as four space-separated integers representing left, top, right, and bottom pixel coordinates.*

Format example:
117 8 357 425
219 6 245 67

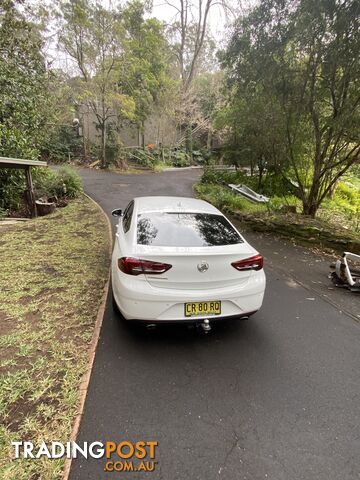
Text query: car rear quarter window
122 201 134 233
137 212 243 247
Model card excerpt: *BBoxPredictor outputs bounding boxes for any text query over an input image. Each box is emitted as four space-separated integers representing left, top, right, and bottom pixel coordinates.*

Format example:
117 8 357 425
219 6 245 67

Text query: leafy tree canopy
0 0 48 159
221 0 360 216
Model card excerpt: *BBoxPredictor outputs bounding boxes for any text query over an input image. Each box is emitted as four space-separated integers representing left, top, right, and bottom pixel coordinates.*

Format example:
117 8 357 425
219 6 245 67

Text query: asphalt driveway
70 168 360 480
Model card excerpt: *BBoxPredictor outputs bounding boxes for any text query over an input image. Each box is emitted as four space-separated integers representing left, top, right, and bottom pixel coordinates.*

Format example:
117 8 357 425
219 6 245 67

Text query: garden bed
195 182 360 254
0 195 110 479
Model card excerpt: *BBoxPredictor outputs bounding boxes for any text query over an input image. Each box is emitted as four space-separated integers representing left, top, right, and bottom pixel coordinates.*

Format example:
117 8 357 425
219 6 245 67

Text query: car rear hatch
134 245 259 290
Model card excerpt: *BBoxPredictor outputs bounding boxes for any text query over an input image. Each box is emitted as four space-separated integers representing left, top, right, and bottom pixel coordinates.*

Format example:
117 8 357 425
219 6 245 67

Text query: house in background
77 103 182 150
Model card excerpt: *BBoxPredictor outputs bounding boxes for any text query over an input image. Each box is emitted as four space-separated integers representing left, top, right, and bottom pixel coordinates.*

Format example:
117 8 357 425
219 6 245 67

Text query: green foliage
33 166 83 199
336 182 359 204
0 169 26 212
129 149 157 168
0 167 83 215
57 166 83 197
0 196 109 479
195 183 266 214
57 0 174 167
120 1 173 134
200 168 360 232
201 169 296 198
268 195 301 212
0 207 7 218
171 150 191 167
221 0 360 217
126 147 192 170
42 125 83 163
58 0 136 166
0 0 49 159
104 126 123 166
198 181 299 215
321 181 360 231
194 72 224 122
201 168 241 185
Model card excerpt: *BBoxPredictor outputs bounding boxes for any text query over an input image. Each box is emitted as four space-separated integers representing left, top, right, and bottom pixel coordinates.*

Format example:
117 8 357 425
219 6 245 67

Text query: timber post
24 165 37 218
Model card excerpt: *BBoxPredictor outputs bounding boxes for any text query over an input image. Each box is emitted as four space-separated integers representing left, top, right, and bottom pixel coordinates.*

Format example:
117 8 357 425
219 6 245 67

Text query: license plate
184 301 221 317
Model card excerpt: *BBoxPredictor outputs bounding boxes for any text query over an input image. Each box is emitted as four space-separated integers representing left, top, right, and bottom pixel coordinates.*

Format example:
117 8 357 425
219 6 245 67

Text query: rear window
137 212 243 247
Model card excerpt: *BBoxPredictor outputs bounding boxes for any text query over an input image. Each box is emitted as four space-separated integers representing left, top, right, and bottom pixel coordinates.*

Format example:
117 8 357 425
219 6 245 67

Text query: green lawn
0 196 110 479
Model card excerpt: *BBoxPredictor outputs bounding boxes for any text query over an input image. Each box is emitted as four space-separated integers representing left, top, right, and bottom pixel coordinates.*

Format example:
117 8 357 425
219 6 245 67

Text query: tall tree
0 0 48 159
57 0 135 167
120 0 173 148
0 0 51 212
165 0 228 157
166 0 236 89
222 0 360 217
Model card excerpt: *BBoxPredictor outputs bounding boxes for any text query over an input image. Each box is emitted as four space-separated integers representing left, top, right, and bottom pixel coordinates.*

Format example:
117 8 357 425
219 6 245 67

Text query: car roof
134 196 220 215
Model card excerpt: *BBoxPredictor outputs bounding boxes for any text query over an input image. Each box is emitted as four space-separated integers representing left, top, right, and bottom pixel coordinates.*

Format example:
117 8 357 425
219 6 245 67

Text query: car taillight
231 254 264 271
118 257 172 276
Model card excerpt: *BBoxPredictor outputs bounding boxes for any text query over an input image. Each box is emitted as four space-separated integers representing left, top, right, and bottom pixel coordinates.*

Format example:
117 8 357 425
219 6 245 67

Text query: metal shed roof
0 156 47 167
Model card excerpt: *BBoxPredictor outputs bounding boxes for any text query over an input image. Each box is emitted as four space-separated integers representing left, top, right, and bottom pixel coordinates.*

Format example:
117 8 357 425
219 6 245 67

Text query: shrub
201 169 246 185
33 166 83 199
0 207 8 218
196 183 267 214
336 182 358 204
170 150 191 167
41 126 83 163
129 149 158 168
32 168 59 198
268 195 301 212
201 168 298 197
0 169 26 212
57 166 83 198
0 164 82 217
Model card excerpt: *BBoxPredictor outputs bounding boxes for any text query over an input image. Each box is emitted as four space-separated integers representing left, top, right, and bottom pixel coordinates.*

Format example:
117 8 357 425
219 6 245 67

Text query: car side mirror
112 208 123 217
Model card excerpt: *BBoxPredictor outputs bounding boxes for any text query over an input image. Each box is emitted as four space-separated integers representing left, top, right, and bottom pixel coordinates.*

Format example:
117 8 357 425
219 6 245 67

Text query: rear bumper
119 311 259 324
112 264 265 321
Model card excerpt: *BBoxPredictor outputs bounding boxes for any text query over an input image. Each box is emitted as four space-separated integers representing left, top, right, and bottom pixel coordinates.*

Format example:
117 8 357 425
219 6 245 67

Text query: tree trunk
258 165 264 189
101 123 106 168
302 202 318 218
141 121 145 149
185 124 193 164
207 127 212 150
82 134 88 161
250 160 254 176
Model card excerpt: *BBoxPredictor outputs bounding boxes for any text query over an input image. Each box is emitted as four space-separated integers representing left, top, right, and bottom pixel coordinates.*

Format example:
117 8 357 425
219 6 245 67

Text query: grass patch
195 181 360 253
199 169 360 234
0 196 110 479
195 182 266 213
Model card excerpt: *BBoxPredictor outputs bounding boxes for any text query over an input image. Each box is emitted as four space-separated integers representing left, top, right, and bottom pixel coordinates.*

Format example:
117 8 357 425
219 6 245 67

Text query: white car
111 196 265 329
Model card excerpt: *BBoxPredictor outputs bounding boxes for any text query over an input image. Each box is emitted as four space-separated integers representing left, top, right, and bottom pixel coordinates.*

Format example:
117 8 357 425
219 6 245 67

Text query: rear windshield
137 212 243 247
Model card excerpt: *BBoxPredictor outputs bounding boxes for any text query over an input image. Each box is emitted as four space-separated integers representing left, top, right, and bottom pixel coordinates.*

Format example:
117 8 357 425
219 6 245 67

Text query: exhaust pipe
146 323 157 330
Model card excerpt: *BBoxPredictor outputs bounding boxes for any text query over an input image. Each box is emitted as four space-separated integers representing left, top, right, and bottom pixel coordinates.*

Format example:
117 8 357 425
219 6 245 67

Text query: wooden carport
0 156 47 218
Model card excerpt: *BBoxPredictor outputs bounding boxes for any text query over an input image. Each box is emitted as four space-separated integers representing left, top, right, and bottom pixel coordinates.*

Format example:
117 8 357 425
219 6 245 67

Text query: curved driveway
70 168 360 480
